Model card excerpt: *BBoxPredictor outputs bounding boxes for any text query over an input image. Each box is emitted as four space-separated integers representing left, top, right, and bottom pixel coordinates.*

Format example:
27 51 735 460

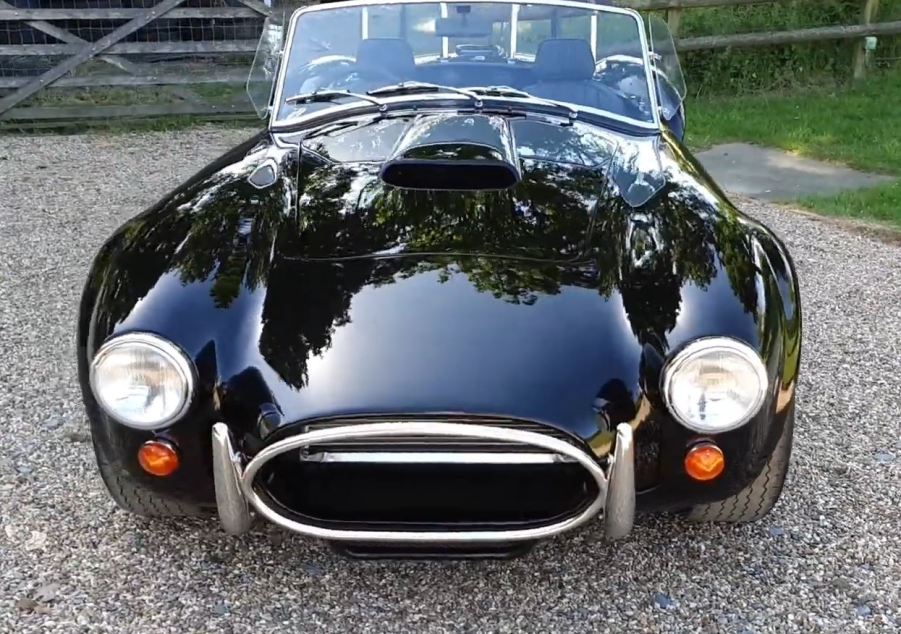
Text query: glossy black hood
248 256 640 441
78 122 800 445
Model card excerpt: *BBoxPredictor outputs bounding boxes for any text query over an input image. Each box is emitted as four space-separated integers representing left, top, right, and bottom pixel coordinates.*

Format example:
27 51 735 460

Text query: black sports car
79 0 801 559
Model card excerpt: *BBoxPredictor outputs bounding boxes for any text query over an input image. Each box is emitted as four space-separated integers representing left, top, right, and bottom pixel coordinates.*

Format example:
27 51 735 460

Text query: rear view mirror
435 16 493 38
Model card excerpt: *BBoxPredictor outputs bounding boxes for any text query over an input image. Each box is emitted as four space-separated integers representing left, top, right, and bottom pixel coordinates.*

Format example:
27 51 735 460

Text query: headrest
355 38 415 76
532 39 595 81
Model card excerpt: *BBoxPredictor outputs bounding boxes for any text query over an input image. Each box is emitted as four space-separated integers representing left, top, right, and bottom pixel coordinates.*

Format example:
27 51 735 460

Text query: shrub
672 0 901 95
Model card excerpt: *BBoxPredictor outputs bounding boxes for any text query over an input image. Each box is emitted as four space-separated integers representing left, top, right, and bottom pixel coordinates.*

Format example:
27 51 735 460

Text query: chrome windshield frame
269 0 662 132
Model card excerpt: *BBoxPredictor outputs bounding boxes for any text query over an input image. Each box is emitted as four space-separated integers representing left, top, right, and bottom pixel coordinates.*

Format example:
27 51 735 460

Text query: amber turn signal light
684 442 725 482
138 440 180 477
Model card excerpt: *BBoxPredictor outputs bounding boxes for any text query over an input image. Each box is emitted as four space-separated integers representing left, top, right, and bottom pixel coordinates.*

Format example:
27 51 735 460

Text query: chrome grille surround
212 420 636 543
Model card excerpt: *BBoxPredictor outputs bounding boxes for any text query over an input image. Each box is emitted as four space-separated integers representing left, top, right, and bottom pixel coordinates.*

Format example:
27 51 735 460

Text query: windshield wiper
283 84 578 122
368 82 483 105
284 89 387 111
464 86 579 120
370 82 578 121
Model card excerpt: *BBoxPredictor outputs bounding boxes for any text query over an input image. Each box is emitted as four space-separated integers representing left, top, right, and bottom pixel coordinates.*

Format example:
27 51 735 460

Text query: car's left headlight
661 338 769 433
90 333 194 429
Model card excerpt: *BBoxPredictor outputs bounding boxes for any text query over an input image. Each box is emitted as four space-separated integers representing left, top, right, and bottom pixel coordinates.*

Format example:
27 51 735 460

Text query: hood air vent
379 114 521 191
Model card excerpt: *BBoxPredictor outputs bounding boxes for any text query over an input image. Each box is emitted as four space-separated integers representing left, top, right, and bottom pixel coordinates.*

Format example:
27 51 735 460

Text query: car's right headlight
90 333 194 429
661 338 769 434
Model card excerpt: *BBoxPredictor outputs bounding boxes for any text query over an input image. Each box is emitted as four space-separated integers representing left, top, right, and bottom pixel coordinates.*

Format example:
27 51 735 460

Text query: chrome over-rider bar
212 421 636 542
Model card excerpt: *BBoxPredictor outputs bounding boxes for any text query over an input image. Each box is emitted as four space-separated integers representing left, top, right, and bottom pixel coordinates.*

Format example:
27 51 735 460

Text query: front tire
687 410 794 523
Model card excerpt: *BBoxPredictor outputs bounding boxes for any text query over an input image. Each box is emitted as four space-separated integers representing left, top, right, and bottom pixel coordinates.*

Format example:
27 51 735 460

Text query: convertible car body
79 0 801 559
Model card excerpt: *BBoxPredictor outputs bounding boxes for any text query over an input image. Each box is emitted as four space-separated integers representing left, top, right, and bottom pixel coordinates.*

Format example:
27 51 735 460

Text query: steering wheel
313 64 402 92
285 56 354 97
349 67 402 86
595 55 655 119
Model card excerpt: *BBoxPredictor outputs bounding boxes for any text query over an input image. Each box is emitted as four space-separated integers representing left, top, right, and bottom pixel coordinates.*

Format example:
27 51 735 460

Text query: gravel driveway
1 129 899 633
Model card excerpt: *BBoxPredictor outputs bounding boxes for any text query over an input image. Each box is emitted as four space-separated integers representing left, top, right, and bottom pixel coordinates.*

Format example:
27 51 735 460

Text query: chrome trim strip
305 450 576 464
240 422 609 543
510 5 519 58
440 3 449 58
604 423 635 539
212 423 252 535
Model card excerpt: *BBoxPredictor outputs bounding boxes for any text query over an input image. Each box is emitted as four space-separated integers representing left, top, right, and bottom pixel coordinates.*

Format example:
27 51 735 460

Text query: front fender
77 132 297 505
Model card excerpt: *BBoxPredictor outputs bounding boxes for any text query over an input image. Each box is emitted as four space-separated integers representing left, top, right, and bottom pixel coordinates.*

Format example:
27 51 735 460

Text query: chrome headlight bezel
89 333 195 430
661 337 769 434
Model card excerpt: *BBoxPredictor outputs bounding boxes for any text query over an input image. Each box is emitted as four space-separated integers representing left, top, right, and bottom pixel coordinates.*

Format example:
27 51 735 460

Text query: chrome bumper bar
302 450 575 464
211 421 635 543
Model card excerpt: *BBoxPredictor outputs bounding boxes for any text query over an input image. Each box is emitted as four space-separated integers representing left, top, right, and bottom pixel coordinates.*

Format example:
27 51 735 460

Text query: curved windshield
273 0 656 127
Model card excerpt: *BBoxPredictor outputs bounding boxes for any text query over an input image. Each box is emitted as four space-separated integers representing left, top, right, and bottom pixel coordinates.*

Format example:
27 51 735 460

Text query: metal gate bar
0 0 189 116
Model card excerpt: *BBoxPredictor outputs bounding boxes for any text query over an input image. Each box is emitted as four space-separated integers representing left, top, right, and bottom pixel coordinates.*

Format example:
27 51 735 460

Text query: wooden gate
0 0 270 124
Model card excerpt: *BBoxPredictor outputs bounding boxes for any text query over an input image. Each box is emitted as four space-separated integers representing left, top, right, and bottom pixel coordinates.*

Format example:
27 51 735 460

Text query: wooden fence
0 0 899 125
0 0 270 124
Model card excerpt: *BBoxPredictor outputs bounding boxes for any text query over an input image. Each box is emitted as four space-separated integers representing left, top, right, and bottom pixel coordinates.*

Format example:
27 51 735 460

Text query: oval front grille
251 420 604 534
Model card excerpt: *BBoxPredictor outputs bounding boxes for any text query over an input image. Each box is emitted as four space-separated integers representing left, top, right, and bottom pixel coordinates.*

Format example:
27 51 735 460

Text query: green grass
797 182 901 227
2 82 259 135
0 113 258 135
687 70 901 228
688 71 901 173
26 83 250 107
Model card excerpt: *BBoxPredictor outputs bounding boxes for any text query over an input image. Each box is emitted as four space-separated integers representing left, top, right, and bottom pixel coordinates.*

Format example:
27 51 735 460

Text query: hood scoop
380 114 521 191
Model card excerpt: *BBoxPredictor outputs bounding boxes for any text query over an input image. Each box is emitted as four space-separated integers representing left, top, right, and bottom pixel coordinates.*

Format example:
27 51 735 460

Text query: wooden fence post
666 8 684 37
853 0 881 79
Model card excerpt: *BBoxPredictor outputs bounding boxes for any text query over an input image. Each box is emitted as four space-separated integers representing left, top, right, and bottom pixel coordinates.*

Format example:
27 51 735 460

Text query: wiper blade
465 85 532 98
368 81 483 105
283 84 578 122
369 83 578 121
284 89 386 110
464 86 578 120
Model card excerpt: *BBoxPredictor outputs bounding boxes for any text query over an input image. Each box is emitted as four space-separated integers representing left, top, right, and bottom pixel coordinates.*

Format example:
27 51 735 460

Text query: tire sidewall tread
687 410 795 524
